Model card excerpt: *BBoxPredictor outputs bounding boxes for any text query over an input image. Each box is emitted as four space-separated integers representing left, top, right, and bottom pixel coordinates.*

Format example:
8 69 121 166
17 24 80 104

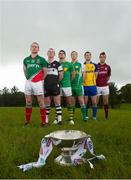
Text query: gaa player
71 51 87 121
44 48 63 125
83 51 98 120
96 52 111 119
23 42 47 126
58 50 75 125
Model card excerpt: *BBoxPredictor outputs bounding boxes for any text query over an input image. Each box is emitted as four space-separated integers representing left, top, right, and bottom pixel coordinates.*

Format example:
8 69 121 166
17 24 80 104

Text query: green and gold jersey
60 61 74 87
23 55 47 82
71 61 83 87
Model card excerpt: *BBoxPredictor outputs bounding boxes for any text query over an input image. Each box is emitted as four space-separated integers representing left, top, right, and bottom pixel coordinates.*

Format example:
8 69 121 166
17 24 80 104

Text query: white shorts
24 80 44 96
60 87 72 97
97 86 109 96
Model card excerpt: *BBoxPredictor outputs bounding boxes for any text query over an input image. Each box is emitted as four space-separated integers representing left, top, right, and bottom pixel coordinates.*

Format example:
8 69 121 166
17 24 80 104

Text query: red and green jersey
23 55 47 82
60 61 74 87
71 61 83 87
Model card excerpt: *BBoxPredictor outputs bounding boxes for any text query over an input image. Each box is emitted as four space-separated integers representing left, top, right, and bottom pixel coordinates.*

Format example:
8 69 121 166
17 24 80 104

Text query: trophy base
55 154 73 166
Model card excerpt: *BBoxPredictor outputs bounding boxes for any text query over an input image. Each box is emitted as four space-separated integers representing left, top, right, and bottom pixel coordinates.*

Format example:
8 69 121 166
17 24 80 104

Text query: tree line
0 83 131 108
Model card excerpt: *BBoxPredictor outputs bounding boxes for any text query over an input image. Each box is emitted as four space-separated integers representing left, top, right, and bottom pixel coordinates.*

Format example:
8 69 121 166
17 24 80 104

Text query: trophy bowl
45 130 90 166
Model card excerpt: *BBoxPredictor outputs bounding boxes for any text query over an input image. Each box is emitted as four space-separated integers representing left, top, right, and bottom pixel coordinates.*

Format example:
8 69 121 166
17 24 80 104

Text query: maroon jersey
96 63 111 87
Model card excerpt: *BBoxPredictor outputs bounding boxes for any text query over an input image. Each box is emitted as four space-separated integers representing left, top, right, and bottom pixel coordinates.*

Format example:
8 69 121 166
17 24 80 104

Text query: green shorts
72 86 83 96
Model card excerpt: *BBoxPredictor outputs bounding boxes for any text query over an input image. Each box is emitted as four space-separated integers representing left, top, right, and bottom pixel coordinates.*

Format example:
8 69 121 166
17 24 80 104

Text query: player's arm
42 58 48 79
82 71 86 81
58 64 63 81
106 76 110 81
58 71 63 81
23 65 26 77
23 59 27 78
71 71 75 81
94 63 98 79
106 66 111 81
70 63 75 81
82 63 86 81
43 67 47 79
95 71 98 79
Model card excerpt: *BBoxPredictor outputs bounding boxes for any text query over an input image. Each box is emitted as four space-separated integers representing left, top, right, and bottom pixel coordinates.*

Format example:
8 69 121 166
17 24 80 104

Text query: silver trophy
45 130 90 166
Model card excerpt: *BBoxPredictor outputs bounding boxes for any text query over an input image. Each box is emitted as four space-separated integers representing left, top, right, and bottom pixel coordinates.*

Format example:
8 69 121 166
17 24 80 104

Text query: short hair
31 42 39 48
47 48 55 56
48 48 55 52
59 50 66 55
100 52 106 56
71 51 78 55
84 51 91 56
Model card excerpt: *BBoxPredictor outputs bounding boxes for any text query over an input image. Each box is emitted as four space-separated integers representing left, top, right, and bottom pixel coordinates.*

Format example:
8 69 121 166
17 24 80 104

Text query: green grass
0 106 131 179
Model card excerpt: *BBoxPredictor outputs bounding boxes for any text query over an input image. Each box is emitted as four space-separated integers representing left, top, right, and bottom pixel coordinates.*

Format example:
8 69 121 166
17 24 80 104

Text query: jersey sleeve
58 62 63 72
108 66 111 77
23 58 27 66
94 63 98 72
81 63 85 72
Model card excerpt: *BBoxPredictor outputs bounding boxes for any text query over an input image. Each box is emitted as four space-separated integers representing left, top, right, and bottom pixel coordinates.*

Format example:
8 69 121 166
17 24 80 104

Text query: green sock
72 105 75 113
68 106 74 121
86 105 88 117
81 105 87 120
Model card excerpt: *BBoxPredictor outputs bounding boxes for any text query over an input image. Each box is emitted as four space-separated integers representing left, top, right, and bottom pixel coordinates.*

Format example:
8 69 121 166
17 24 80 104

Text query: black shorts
44 86 60 97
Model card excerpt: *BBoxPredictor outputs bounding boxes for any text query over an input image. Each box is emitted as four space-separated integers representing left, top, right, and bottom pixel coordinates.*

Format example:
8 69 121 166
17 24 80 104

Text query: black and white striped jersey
44 60 63 89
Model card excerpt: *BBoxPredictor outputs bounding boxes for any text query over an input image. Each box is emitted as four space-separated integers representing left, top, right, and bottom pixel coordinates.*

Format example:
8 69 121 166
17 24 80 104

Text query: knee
38 99 45 108
26 101 32 107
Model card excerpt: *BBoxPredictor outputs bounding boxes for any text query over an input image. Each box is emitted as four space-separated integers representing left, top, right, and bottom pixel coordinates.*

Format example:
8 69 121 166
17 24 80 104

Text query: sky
0 0 131 91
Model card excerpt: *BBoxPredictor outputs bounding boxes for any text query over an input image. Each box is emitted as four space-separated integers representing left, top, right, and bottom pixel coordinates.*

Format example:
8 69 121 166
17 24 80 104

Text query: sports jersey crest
64 67 68 72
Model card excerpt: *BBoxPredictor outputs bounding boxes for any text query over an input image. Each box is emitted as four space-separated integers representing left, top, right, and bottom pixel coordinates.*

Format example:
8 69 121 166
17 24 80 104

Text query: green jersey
23 55 47 82
60 61 74 87
71 61 83 87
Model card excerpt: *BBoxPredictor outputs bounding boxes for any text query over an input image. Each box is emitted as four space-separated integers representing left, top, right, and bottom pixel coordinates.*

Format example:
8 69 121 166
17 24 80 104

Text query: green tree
11 86 19 94
109 82 121 108
119 84 131 103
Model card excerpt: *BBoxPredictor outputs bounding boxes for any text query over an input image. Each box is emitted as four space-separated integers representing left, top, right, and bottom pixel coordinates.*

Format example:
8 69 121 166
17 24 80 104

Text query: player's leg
53 87 63 124
91 95 97 120
25 95 33 124
78 96 87 121
71 88 77 122
96 86 101 105
44 95 51 124
71 88 76 114
66 96 74 124
96 96 100 105
53 94 62 124
102 86 109 119
63 87 74 124
77 86 87 121
103 95 109 118
24 80 33 125
96 87 101 119
84 86 89 119
37 95 46 125
90 86 97 120
34 81 46 125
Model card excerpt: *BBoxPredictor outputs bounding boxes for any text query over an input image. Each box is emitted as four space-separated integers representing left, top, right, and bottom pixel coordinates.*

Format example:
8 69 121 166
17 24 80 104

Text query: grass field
0 104 131 179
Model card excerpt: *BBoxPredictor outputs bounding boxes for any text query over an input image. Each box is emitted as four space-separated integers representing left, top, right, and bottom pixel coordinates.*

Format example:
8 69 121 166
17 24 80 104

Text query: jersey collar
48 59 55 64
84 61 92 64
30 54 39 60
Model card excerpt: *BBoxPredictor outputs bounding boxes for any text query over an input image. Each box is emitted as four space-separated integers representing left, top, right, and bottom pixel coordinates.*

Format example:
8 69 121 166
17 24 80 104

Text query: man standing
23 42 47 126
58 50 75 125
83 51 98 120
96 52 111 119
44 48 63 125
71 51 87 121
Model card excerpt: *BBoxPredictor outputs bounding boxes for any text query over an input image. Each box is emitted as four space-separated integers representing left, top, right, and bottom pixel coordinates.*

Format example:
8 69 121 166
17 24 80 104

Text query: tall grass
0 106 131 179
